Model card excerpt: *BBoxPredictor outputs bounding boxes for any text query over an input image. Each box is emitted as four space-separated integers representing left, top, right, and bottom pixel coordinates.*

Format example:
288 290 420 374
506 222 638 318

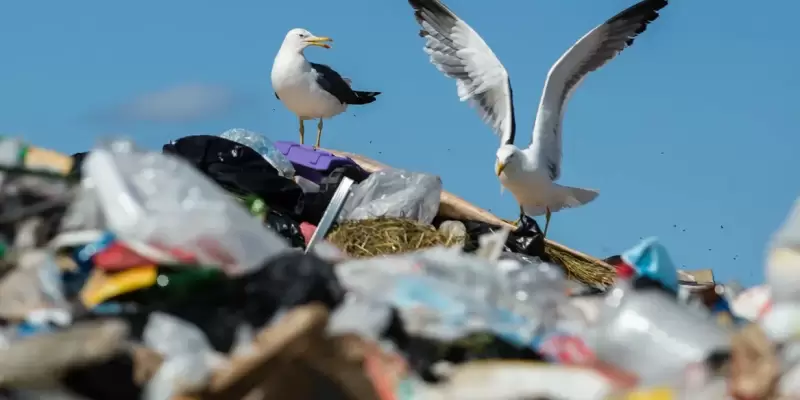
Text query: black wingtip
408 0 456 26
608 0 669 46
349 91 381 105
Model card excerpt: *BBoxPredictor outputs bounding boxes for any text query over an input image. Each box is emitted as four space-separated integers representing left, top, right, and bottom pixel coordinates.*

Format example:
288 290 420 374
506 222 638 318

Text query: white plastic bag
83 139 288 275
142 312 218 400
340 169 442 224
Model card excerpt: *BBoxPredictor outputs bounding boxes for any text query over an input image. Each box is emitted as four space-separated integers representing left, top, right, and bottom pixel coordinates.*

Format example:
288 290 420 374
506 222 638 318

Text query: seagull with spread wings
272 28 381 148
408 0 668 237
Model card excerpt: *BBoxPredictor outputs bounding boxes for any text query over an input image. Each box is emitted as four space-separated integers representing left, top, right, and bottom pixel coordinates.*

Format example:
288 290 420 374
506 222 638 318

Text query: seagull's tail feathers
348 91 381 105
522 185 599 216
558 185 599 211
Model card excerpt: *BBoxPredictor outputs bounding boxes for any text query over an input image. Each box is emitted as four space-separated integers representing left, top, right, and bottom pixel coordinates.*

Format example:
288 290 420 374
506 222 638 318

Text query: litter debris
0 133 793 400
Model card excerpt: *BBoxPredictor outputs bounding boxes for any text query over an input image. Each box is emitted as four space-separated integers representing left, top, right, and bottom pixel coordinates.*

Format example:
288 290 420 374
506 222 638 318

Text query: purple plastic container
274 141 366 184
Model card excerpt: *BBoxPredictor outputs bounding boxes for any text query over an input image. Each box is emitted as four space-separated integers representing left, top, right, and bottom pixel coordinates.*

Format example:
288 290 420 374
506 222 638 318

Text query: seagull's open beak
305 36 333 49
495 160 507 177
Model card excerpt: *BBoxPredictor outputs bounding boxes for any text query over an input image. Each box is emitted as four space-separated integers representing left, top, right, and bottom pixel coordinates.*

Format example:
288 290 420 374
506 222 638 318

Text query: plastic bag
326 295 393 340
163 135 305 217
142 312 217 400
238 251 346 328
585 281 731 384
219 128 295 179
336 247 571 348
340 169 441 225
462 216 546 260
264 208 305 249
83 139 288 276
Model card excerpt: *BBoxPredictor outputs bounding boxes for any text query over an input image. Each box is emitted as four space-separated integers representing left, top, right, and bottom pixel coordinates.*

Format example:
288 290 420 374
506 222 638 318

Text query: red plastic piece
93 242 155 272
300 222 317 245
613 261 636 279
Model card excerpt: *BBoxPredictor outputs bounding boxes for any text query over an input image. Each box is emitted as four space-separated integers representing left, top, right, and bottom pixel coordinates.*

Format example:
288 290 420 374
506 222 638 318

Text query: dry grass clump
545 245 615 287
327 217 464 258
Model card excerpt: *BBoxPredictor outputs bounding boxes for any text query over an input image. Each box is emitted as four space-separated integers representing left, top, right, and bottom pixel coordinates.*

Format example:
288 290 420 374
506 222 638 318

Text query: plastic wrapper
83 139 288 276
336 247 576 348
340 168 442 225
219 128 295 179
142 312 218 400
586 282 731 384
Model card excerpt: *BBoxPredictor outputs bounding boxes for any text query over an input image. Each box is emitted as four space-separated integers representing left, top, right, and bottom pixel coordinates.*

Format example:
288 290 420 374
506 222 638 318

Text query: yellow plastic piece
80 265 158 308
617 387 675 400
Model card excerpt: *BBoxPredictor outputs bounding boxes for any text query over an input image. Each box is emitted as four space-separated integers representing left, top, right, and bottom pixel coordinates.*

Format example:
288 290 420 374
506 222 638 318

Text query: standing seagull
408 0 668 237
272 28 381 148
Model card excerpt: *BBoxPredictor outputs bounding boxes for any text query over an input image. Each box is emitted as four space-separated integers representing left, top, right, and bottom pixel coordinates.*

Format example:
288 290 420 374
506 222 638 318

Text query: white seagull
408 0 668 237
271 28 381 148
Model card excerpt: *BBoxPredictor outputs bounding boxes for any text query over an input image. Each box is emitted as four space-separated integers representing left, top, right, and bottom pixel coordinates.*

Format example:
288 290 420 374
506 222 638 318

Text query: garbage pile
0 129 797 400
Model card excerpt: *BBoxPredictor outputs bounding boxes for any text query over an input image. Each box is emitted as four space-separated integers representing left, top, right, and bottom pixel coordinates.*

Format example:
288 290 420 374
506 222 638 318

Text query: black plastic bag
236 251 345 328
163 135 305 217
62 353 142 400
301 165 370 225
264 208 305 249
458 216 548 260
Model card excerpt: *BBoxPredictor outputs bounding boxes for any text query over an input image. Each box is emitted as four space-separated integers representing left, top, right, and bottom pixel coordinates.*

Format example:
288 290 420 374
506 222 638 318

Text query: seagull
408 0 668 237
272 28 381 148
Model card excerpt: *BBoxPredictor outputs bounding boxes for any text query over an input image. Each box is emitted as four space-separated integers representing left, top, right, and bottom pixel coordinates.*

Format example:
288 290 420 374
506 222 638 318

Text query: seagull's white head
281 28 333 53
495 144 523 177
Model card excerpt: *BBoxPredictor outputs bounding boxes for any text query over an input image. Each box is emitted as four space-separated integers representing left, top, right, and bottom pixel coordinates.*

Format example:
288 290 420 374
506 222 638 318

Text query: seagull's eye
299 33 306 38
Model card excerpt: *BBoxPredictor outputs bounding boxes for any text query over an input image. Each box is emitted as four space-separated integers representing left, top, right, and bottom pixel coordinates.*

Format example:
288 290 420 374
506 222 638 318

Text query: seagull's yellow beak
305 36 333 49
495 160 507 177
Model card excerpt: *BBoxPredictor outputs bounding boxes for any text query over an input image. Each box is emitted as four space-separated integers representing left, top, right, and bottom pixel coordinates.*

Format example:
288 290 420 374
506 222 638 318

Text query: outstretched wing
530 0 668 181
409 0 516 146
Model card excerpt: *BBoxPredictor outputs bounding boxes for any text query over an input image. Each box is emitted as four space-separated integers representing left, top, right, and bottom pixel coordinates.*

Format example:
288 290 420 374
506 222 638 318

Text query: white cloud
90 83 255 124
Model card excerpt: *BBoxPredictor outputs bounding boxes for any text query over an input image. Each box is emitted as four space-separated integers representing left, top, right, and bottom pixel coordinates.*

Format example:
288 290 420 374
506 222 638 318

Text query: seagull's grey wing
530 0 668 181
409 0 516 146
309 62 358 105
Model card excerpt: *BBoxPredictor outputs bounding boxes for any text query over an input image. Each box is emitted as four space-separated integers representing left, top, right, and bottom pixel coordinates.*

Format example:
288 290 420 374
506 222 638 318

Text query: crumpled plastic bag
340 169 441 225
142 312 220 400
83 139 288 275
462 216 546 260
336 247 571 348
219 128 295 179
585 280 731 384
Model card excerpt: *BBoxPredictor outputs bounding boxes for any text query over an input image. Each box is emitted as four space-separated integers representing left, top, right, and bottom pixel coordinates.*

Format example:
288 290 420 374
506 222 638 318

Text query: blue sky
1 0 796 286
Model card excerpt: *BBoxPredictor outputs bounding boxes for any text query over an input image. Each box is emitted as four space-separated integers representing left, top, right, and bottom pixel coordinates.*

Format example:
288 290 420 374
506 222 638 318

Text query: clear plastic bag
336 247 572 347
340 169 442 225
586 281 731 384
83 139 288 275
142 312 217 400
219 128 295 179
